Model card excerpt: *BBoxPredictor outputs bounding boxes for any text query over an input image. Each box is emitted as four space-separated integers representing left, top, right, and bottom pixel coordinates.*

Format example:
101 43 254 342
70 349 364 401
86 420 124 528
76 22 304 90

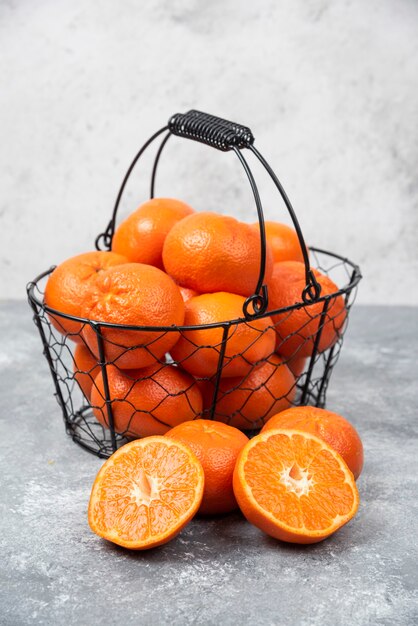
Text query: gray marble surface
1 302 417 625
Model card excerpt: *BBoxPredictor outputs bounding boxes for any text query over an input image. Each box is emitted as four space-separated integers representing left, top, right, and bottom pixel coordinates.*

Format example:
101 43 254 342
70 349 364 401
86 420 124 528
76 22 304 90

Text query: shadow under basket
27 110 362 458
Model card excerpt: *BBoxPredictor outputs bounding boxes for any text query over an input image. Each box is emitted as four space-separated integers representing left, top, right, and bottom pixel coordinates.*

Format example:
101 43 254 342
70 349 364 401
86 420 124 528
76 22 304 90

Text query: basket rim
27 246 362 333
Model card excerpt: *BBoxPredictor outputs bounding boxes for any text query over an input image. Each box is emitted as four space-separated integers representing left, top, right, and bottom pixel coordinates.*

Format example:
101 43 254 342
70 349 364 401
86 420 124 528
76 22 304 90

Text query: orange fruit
178 285 199 302
166 419 249 515
268 261 346 358
233 429 359 544
252 221 305 263
162 212 274 297
111 198 194 269
88 436 204 549
261 406 364 479
282 353 306 378
203 354 296 430
170 292 276 378
73 343 100 400
44 251 128 342
91 363 202 438
81 263 184 369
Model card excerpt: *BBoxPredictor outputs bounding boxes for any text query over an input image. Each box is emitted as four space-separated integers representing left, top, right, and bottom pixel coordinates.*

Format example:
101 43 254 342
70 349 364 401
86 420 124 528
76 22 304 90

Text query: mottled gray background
1 0 417 303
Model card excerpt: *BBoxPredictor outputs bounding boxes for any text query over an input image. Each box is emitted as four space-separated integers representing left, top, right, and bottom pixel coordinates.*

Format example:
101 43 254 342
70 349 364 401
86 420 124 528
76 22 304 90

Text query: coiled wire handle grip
168 110 254 151
95 110 320 317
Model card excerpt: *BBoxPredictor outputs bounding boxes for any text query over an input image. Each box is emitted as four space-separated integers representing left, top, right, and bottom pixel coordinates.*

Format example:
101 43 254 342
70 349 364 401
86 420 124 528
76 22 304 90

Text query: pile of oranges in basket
43 197 363 549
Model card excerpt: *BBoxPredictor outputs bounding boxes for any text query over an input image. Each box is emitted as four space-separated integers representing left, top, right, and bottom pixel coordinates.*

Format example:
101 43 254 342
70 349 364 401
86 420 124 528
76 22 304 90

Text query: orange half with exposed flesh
88 437 204 549
233 429 359 544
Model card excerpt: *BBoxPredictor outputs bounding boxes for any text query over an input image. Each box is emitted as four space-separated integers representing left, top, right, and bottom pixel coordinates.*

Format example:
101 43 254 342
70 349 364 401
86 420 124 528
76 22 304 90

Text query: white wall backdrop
1 0 417 303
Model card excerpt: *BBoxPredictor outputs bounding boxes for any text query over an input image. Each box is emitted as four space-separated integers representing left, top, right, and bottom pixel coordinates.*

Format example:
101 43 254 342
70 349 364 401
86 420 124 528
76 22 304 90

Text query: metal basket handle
95 110 321 318
168 110 254 151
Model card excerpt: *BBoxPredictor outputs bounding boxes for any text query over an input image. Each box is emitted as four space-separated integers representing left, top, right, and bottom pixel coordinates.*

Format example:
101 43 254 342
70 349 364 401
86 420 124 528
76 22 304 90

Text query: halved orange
233 429 359 544
88 437 204 550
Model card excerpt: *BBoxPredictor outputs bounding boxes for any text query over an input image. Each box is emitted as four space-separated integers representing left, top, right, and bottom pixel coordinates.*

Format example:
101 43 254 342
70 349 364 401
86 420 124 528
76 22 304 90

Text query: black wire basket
27 110 362 458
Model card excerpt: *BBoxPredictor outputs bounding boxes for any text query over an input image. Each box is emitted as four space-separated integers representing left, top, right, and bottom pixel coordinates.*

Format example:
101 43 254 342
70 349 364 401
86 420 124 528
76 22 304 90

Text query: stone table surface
1 302 417 626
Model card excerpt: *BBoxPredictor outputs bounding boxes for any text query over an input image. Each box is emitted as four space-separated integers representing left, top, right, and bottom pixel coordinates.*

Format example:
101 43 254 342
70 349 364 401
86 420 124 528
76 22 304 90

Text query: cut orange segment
233 429 359 544
88 437 204 550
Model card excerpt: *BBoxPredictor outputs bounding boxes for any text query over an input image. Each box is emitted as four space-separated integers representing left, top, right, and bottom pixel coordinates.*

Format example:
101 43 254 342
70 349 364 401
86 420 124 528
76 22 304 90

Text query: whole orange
91 364 202 438
178 285 199 302
111 198 194 269
80 263 184 369
166 419 249 515
44 251 128 342
162 212 274 297
73 343 100 400
252 221 305 263
268 261 346 358
261 406 364 479
277 352 306 378
203 354 296 430
170 292 276 378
